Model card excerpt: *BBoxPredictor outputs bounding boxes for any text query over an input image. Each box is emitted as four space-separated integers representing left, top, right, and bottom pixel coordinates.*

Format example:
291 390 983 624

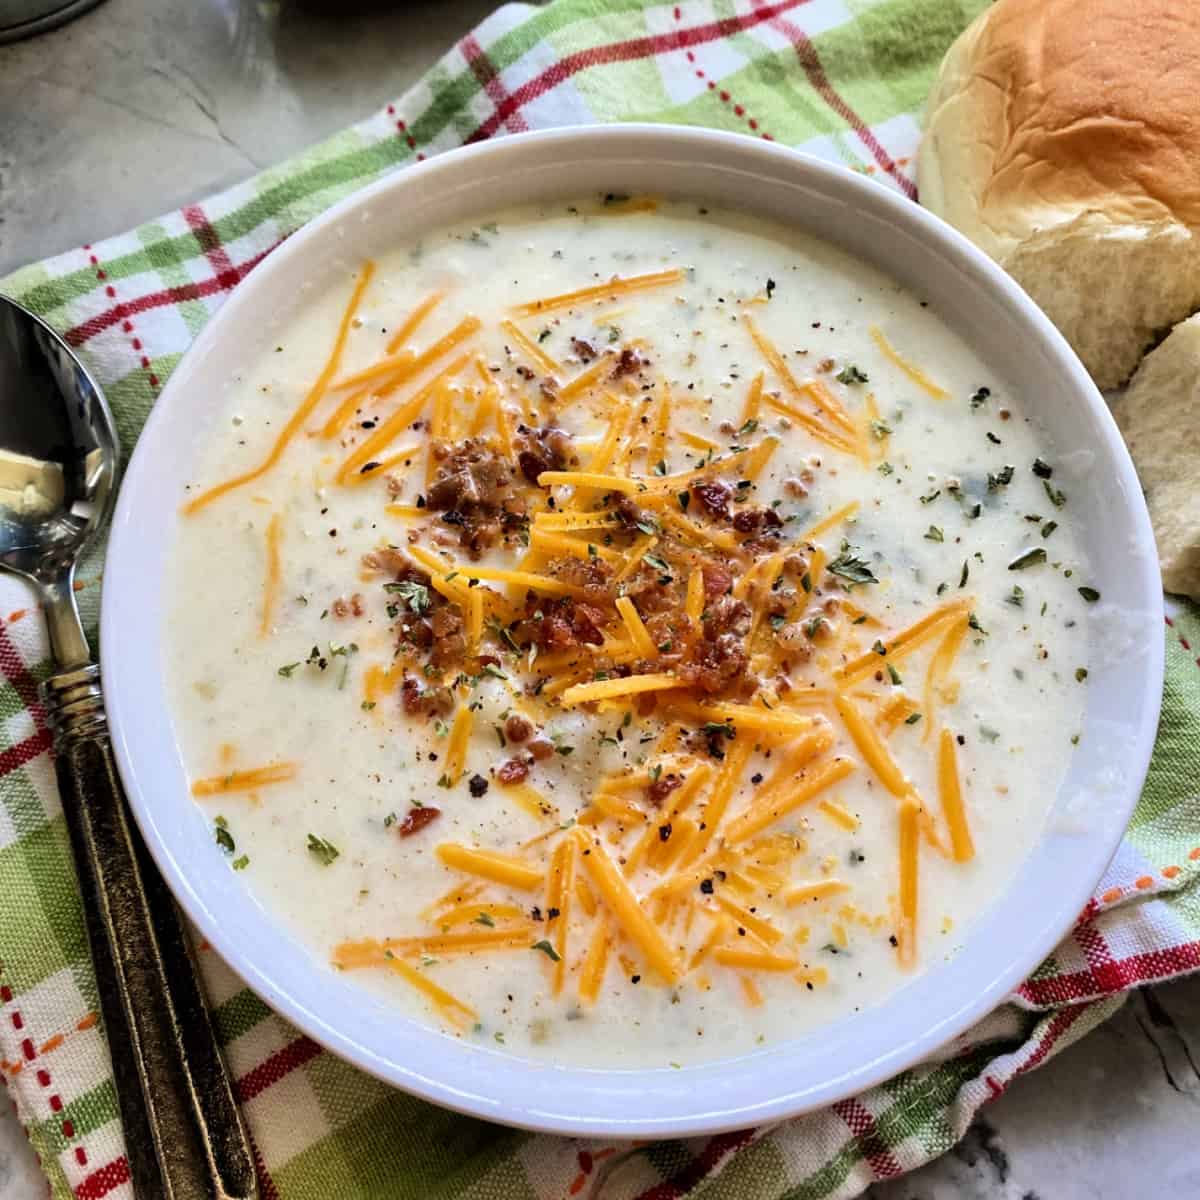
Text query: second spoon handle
44 664 257 1200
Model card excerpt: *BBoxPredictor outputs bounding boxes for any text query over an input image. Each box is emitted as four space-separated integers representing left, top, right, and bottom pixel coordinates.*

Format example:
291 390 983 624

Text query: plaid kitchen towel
3 0 1199 1197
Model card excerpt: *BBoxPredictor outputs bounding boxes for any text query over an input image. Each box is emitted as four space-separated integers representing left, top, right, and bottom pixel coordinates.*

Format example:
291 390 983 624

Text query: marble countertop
2 2 1198 1196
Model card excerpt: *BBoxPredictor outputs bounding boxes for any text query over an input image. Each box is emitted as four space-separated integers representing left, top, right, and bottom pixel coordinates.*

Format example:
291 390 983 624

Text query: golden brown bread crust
919 0 1200 389
921 0 1200 255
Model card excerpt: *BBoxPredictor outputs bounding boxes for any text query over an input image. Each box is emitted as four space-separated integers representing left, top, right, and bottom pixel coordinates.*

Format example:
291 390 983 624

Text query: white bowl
103 126 1164 1137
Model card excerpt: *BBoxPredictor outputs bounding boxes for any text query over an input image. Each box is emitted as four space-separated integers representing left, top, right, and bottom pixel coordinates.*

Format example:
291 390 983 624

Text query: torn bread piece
1112 313 1200 599
918 0 1200 389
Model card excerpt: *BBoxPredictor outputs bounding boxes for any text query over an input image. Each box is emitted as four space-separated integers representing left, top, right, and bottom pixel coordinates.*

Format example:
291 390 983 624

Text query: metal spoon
0 295 257 1200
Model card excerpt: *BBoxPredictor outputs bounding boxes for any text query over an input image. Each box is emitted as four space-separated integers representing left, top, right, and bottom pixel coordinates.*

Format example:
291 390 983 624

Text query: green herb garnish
306 834 340 866
1008 547 1047 571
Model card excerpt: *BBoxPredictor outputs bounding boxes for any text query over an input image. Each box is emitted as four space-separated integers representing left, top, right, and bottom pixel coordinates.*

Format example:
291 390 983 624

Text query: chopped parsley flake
383 579 431 614
827 550 878 586
924 526 944 542
532 939 561 962
987 465 1014 491
1043 480 1066 508
306 834 340 866
836 365 869 385
1008 547 1047 571
1078 586 1101 603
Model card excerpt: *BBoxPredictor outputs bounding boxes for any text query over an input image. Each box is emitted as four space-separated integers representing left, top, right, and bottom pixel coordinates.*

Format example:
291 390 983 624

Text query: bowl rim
102 124 1164 1137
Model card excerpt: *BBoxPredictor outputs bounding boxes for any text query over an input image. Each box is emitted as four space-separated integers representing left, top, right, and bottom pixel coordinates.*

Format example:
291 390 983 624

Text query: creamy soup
166 197 1093 1067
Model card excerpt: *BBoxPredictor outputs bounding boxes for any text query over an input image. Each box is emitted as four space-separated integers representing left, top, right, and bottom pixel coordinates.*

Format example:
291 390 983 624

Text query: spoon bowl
0 300 117 664
0 294 256 1200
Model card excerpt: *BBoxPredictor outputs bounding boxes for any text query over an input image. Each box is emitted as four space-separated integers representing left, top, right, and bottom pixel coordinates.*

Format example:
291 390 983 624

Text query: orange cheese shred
383 956 477 1029
184 260 375 513
334 315 482 393
571 828 681 984
512 268 685 317
869 326 949 400
725 755 856 844
937 727 975 863
259 512 283 637
834 693 909 798
835 599 971 686
191 762 297 797
501 318 561 374
897 797 920 967
334 353 469 484
742 312 856 434
435 844 542 892
578 917 611 1005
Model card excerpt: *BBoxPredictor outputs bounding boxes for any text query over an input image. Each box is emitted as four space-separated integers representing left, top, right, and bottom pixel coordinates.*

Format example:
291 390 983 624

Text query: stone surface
2 3 1199 1198
0 0 502 275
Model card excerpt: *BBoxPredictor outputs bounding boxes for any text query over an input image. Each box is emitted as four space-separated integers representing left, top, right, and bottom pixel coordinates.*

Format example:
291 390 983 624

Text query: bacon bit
612 347 644 379
732 507 783 536
527 738 555 761
692 479 733 521
401 674 455 718
497 757 531 785
332 593 365 618
647 772 682 806
426 437 521 557
571 337 597 362
702 562 733 601
430 606 467 668
398 806 442 837
505 714 534 743
515 425 575 485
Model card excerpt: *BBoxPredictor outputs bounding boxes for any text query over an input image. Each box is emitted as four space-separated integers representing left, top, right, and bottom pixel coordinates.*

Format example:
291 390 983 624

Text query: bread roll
919 0 1200 390
1111 314 1200 599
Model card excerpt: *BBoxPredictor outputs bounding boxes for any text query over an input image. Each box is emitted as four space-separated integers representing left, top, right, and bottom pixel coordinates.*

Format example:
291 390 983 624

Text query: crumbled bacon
523 596 608 650
331 593 365 618
515 424 576 485
425 437 520 557
400 674 455 718
397 806 441 837
732 507 783 536
647 772 682 806
612 347 644 379
571 337 597 362
363 547 419 576
611 493 651 530
701 562 733 601
682 632 751 696
692 479 733 521
504 714 533 743
527 737 555 761
553 554 614 602
429 606 467 668
703 596 752 639
496 757 530 785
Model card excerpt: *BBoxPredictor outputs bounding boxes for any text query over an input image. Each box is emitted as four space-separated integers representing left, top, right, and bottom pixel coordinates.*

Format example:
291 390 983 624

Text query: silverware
0 295 257 1200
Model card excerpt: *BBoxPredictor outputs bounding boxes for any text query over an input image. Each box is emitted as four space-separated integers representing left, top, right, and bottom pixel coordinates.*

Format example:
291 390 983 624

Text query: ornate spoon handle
44 665 257 1200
